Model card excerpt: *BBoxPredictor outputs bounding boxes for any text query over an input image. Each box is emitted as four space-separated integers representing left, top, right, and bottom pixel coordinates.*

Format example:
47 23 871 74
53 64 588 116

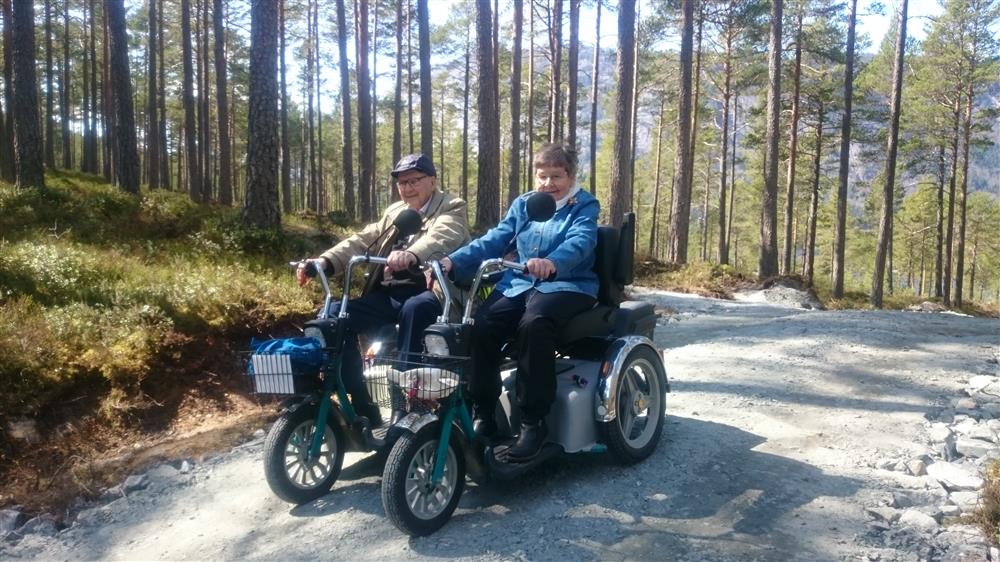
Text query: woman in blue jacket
442 143 599 461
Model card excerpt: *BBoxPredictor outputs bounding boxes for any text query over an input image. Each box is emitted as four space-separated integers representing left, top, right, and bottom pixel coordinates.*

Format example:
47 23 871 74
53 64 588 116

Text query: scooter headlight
304 326 326 348
424 333 450 356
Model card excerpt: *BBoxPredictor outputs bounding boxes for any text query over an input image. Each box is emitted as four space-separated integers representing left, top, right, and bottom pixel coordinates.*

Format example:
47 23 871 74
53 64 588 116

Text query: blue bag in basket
249 337 326 377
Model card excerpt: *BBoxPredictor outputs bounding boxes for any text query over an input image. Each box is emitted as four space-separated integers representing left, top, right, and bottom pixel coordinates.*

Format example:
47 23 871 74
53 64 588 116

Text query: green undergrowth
0 171 351 420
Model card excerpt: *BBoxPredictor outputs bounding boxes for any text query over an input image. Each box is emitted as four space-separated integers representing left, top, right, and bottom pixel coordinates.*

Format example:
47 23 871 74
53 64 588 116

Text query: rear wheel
263 404 345 504
381 425 465 536
600 346 666 463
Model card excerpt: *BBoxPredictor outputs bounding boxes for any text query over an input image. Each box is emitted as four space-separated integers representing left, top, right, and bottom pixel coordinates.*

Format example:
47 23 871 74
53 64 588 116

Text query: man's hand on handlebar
385 250 419 276
525 258 556 280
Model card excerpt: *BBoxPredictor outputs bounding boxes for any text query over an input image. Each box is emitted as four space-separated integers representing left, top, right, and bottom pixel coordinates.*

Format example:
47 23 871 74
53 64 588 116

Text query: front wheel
381 425 465 536
600 345 667 463
263 404 345 504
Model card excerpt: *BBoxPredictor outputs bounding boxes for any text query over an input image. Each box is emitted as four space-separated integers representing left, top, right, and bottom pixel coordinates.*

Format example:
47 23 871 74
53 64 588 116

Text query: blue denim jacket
449 189 599 298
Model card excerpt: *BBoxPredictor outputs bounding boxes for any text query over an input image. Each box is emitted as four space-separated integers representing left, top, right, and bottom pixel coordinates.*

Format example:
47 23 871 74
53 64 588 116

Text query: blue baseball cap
391 153 437 178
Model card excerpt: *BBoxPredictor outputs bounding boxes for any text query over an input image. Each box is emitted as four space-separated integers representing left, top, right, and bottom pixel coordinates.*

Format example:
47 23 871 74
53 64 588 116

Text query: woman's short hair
532 142 577 177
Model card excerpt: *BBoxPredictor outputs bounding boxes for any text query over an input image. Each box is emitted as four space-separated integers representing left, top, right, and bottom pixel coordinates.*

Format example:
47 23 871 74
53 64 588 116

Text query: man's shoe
354 402 383 427
507 420 547 461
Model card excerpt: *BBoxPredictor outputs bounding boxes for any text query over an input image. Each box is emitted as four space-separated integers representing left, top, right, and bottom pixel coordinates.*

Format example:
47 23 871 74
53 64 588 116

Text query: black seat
557 212 655 345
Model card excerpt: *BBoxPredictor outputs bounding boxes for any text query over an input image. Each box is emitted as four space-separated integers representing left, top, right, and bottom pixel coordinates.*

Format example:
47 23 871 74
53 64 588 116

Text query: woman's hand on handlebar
525 258 556 280
427 257 453 290
296 258 327 287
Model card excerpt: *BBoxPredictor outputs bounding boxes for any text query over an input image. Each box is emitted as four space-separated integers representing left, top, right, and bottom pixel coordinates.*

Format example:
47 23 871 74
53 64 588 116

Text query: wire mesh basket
244 349 323 395
363 353 469 410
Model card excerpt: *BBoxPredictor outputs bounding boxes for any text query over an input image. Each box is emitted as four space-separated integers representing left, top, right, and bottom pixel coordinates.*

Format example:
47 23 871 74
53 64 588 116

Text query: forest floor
3 285 999 561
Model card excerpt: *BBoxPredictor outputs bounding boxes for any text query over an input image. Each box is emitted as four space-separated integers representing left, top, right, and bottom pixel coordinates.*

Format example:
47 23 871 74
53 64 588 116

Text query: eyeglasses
397 175 428 188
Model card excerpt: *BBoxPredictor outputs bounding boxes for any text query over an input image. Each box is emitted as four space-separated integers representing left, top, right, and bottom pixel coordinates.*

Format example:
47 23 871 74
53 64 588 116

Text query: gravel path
4 289 999 561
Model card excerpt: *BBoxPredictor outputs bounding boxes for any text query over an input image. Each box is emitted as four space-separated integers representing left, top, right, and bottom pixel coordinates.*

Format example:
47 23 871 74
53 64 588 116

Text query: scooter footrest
486 442 562 480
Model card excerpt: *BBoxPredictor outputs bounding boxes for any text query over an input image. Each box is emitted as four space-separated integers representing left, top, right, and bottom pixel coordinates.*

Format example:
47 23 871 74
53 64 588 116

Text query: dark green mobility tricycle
247 209 668 536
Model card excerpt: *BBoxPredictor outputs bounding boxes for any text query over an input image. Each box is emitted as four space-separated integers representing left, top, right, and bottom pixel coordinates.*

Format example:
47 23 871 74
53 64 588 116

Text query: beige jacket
320 190 470 310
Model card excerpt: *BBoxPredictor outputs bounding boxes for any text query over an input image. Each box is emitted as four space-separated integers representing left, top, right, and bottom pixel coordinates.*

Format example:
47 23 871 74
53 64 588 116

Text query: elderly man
298 153 469 425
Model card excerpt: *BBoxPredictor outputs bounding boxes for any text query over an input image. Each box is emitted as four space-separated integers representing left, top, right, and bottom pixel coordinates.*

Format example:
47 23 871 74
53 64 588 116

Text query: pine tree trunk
107 0 139 193
944 100 960 305
1 0 16 182
243 0 280 230
935 145 945 297
182 0 202 201
871 0 907 308
315 1 325 214
781 12 803 275
547 0 563 143
588 0 600 195
146 0 159 188
527 2 534 184
832 0 857 297
61 0 72 170
607 0 635 229
102 11 113 182
214 0 232 204
279 0 291 210
307 0 317 210
759 0 783 278
475 0 500 227
417 0 432 156
688 4 702 209
648 98 665 257
356 0 373 221
199 0 212 199
44 0 56 169
158 0 170 188
392 0 403 201
717 18 733 265
628 7 640 206
668 0 694 261
406 2 414 153
507 0 523 207
461 23 470 204
954 79 975 307
369 0 377 214
336 0 355 218
566 0 579 148
11 0 44 187
805 100 824 283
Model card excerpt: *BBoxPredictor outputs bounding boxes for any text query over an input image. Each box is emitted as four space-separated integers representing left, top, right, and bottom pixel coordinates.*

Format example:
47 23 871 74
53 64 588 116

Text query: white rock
122 474 149 494
927 462 984 491
969 375 998 393
956 437 997 458
991 546 999 561
6 419 40 444
907 458 928 476
0 509 25 533
956 398 979 410
949 491 981 512
147 464 180 481
929 423 955 443
865 506 900 523
253 428 266 438
939 504 961 517
898 509 939 531
180 460 192 474
18 515 58 536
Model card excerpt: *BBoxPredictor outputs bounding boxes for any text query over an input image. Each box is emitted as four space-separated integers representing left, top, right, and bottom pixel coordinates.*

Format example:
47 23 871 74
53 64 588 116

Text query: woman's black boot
507 419 547 461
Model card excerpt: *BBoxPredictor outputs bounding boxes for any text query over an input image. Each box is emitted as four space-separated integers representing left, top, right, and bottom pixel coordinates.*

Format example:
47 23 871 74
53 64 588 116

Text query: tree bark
648 98 665 257
871 0 907 308
243 0 281 230
588 0 600 195
0 0 14 181
954 79 975 307
944 98 960 305
44 0 56 169
668 0 694 261
805 100 824 283
717 14 733 265
107 0 139 193
356 0 373 221
215 0 233 205
279 0 291 210
548 0 563 143
417 0 433 155
392 0 403 201
607 0 635 229
935 145 945 297
307 0 317 210
565 0 580 148
336 0 355 218
11 0 44 187
158 0 170 187
759 0 783 278
461 22 471 204
832 0 857 297
475 0 500 227
146 0 160 188
781 12 803 275
182 0 203 201
507 0 523 207
61 0 72 170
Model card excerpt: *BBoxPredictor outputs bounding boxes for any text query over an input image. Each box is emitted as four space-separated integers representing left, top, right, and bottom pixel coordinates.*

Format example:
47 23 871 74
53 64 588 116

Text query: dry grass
975 460 1000 543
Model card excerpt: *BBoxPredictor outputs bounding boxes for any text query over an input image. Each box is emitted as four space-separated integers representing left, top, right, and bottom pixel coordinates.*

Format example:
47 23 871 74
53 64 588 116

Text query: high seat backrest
594 212 635 307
